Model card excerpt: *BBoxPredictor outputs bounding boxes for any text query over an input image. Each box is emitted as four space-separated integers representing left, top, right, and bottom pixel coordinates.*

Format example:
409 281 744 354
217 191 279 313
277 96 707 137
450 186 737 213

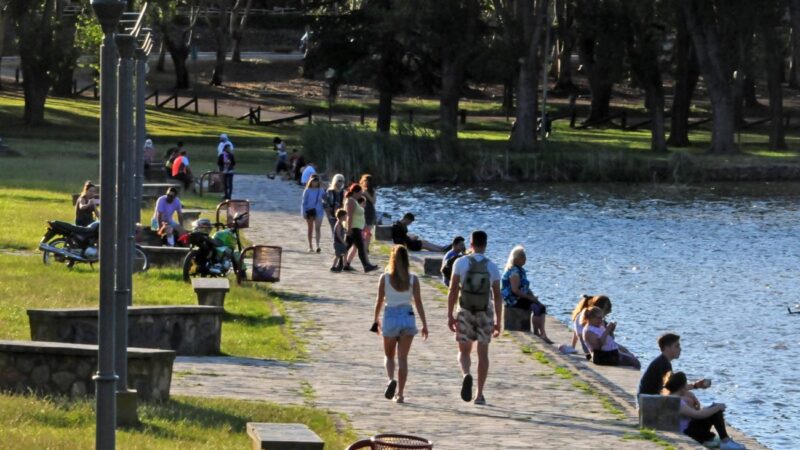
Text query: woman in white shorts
373 245 428 403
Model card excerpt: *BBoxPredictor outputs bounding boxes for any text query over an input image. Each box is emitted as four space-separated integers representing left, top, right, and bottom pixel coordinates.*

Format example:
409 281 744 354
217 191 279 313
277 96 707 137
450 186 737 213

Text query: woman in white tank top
373 245 429 403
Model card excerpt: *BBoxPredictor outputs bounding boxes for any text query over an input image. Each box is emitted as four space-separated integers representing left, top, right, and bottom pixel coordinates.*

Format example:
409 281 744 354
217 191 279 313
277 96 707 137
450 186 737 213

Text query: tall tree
229 0 253 63
10 0 65 124
553 0 576 91
623 0 667 153
208 0 232 86
152 1 202 89
758 0 787 150
574 0 627 123
680 0 738 154
667 2 700 147
509 0 549 152
789 0 800 87
419 0 483 151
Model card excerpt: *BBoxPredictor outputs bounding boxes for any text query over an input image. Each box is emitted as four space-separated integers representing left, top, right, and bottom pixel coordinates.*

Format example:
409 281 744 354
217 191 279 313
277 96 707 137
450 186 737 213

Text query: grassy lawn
0 394 356 450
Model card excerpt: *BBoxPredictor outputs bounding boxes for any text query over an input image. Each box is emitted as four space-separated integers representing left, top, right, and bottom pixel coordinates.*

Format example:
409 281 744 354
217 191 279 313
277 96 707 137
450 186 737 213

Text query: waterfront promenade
172 176 766 450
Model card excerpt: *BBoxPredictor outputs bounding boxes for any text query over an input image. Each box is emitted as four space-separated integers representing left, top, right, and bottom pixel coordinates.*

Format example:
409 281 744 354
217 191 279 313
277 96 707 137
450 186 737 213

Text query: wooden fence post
214 98 218 116
570 108 577 128
460 109 467 125
308 110 313 124
408 109 414 123
155 90 159 107
194 95 198 114
15 67 19 84
360 108 365 125
174 93 178 110
620 111 627 129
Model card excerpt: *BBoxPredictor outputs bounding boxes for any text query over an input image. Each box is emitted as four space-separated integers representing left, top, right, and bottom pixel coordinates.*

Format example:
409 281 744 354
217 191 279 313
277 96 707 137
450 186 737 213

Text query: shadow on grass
223 311 285 327
133 398 249 436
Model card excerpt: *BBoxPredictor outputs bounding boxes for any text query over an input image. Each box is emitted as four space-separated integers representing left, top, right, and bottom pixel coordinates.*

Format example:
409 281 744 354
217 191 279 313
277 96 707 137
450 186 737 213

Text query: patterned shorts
456 308 494 344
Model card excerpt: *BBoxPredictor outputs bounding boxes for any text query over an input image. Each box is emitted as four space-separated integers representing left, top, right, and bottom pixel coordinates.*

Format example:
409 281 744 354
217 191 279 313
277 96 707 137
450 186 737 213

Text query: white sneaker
720 439 745 450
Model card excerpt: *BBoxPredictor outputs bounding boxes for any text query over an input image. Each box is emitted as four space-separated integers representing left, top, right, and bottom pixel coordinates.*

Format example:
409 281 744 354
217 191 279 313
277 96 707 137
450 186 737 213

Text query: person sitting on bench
391 213 445 252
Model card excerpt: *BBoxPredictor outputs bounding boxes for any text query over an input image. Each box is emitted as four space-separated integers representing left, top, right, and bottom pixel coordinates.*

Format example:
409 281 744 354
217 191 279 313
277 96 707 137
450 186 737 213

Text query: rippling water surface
380 182 800 450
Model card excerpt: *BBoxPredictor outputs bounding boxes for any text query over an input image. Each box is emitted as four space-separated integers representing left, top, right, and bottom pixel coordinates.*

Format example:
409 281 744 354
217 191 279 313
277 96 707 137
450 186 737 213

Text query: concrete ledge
27 306 223 356
375 225 392 241
638 394 680 432
140 245 191 267
422 256 442 276
503 305 532 332
246 423 323 450
142 182 182 198
192 278 230 307
0 340 174 401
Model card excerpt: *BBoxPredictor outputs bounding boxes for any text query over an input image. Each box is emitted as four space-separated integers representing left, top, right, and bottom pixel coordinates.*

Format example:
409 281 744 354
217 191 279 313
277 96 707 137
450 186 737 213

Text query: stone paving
172 175 763 450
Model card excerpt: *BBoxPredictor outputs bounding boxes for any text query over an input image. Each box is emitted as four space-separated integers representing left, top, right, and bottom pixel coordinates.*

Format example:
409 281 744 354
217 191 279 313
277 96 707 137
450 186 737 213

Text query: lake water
379 182 800 450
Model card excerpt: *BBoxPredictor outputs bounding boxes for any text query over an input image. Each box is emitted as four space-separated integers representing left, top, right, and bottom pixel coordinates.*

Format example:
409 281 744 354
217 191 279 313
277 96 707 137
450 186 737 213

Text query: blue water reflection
380 182 800 450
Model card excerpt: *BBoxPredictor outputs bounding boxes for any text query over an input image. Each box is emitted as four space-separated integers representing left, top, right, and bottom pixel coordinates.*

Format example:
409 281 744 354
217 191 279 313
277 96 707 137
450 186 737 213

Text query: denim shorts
382 304 417 338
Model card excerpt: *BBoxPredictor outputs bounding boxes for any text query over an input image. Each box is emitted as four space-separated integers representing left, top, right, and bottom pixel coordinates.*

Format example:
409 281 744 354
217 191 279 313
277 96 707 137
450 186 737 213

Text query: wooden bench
638 394 681 432
246 423 324 450
503 304 532 332
0 340 175 401
140 245 190 267
192 278 230 307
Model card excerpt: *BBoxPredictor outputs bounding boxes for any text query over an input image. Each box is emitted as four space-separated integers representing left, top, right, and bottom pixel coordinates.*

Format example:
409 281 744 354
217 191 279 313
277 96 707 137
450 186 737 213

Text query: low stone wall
28 306 223 356
0 340 174 401
140 245 191 267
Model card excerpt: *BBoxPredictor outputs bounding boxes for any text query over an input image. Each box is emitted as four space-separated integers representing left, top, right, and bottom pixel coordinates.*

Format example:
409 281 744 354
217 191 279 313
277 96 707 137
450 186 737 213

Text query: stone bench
140 245 191 267
375 225 393 241
28 306 224 356
136 226 163 246
638 394 681 432
181 209 203 227
503 305 532 332
192 278 230 307
422 256 442 277
0 340 174 401
145 162 167 182
246 423 324 450
72 193 155 207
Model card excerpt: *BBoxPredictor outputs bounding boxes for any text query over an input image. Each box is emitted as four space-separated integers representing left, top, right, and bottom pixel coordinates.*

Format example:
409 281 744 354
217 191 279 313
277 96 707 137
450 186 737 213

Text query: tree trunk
439 57 462 152
681 0 737 154
587 78 612 122
232 32 243 62
645 85 667 153
51 16 77 97
502 77 514 114
742 76 758 108
162 29 191 90
790 0 800 87
763 22 786 150
376 89 392 134
157 41 166 72
22 73 50 125
553 0 575 92
210 6 229 86
511 60 539 152
668 6 699 147
0 8 7 91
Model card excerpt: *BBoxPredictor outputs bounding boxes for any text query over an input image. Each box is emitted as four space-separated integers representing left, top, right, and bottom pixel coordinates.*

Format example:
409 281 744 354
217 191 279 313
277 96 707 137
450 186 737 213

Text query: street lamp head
91 0 126 34
116 34 137 59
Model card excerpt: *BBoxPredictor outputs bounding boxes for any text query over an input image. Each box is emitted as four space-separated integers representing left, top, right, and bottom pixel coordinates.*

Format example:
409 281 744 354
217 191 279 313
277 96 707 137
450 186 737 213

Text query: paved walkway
172 176 762 450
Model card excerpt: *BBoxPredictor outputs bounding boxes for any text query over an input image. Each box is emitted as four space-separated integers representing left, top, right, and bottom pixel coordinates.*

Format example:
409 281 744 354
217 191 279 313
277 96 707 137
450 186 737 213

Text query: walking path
172 175 764 450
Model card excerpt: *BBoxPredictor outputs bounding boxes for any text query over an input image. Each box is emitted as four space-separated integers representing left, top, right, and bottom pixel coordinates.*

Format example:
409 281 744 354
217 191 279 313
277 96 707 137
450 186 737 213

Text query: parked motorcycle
39 220 149 272
182 214 247 282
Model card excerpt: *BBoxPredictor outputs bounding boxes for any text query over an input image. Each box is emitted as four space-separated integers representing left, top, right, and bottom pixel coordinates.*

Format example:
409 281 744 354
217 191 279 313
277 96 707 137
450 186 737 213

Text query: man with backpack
447 230 502 405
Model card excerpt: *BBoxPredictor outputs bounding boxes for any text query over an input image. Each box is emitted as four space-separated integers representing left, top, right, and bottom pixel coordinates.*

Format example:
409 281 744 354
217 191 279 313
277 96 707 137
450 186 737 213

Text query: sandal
384 379 397 400
393 394 404 404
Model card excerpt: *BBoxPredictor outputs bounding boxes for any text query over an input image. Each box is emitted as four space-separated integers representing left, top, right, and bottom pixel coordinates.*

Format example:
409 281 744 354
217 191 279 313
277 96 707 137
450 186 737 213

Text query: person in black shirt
391 213 445 252
638 333 711 397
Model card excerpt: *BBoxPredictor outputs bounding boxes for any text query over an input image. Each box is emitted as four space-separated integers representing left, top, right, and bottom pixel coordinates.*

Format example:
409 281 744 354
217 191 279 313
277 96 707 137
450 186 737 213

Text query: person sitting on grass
391 213 445 252
582 306 640 368
500 245 552 344
662 371 746 450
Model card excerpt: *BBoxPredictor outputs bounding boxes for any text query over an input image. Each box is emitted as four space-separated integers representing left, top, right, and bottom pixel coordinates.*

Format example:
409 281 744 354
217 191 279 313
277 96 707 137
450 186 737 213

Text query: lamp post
90 1 125 448
733 70 742 152
114 33 138 426
133 36 150 223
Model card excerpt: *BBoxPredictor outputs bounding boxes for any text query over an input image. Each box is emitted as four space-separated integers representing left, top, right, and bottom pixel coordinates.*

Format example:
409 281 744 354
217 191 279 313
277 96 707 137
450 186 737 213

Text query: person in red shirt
171 149 193 189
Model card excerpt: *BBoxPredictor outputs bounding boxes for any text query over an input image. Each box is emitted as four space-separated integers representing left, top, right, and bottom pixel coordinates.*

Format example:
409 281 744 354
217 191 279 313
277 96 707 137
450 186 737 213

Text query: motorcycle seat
50 220 99 236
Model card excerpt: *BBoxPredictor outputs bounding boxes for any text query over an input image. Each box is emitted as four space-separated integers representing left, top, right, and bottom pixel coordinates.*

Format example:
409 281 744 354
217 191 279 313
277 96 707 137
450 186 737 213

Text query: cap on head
220 133 228 141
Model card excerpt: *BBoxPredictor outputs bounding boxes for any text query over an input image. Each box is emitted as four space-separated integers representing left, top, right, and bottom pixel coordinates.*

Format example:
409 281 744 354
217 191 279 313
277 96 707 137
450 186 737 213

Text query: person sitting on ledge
391 213 445 252
582 306 640 368
571 294 612 353
638 333 711 397
441 236 466 286
500 245 552 344
662 371 746 450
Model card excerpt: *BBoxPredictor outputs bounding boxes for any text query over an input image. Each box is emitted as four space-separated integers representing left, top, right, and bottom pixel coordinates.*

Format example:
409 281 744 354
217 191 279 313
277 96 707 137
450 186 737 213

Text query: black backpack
441 253 460 281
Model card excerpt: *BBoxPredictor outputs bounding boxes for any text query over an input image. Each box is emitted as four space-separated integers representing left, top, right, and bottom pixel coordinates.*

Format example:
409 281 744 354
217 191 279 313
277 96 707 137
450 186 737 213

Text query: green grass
0 394 356 450
0 254 303 360
622 429 677 450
